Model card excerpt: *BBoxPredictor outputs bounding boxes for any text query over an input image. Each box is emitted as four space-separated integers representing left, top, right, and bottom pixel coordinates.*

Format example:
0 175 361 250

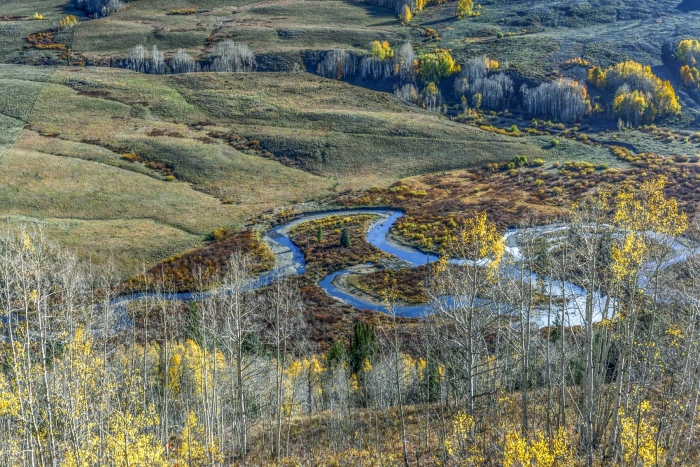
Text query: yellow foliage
611 232 646 283
620 401 663 466
678 39 700 66
399 4 412 22
588 66 607 88
371 40 394 60
174 411 223 465
457 0 475 18
362 357 373 373
283 359 304 415
0 373 20 417
614 177 687 235
593 61 681 124
611 177 686 286
58 15 78 31
415 0 428 11
417 49 460 83
168 351 183 395
424 81 439 96
680 64 700 89
439 211 504 277
22 232 34 252
31 12 45 20
503 431 531 467
503 429 575 467
444 412 483 464
614 90 648 128
106 405 167 467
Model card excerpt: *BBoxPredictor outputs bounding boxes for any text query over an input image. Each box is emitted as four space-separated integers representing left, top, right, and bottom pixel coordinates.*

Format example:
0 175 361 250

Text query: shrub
121 152 140 162
211 227 229 241
510 155 528 167
167 8 196 15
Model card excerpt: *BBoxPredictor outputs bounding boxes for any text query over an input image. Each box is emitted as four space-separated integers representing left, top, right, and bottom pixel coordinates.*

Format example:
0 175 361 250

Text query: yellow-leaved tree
605 177 687 461
457 0 475 18
399 4 412 22
432 212 504 424
415 0 428 11
620 401 663 467
371 40 394 60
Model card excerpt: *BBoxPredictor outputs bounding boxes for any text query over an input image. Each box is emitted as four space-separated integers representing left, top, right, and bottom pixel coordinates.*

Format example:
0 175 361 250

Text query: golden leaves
611 177 687 284
611 232 646 283
370 40 394 61
620 401 663 466
616 177 683 229
399 4 412 22
454 211 504 277
503 429 575 467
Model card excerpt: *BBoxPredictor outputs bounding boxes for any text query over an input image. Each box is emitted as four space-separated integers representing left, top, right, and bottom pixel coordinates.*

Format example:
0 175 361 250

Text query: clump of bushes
123 228 274 293
167 8 196 15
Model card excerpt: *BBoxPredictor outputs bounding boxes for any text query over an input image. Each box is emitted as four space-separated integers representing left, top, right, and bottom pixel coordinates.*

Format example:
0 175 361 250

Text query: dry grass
0 147 244 234
0 216 200 277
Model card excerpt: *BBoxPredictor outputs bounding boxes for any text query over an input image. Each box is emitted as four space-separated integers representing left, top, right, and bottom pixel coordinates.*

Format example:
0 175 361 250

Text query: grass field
0 60 623 277
55 0 408 65
0 216 201 276
2 0 699 280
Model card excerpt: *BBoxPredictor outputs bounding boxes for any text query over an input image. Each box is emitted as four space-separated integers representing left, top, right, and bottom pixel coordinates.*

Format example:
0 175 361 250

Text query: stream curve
112 209 699 326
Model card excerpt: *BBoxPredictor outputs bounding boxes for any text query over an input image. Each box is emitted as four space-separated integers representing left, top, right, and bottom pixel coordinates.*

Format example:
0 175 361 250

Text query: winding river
112 209 699 326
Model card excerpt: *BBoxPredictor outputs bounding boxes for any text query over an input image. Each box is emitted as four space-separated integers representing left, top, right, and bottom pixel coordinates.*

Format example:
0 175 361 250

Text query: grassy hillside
0 65 336 276
0 62 610 276
3 0 698 279
0 0 408 66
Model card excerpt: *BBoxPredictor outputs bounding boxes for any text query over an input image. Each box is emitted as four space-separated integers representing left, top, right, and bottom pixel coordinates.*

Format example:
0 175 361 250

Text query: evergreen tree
349 321 378 374
316 225 323 242
326 340 346 368
184 301 203 346
340 227 351 248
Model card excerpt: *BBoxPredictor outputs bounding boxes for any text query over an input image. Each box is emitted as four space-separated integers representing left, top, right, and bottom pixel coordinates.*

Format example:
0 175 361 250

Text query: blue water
112 209 663 322
365 211 440 267
318 270 430 318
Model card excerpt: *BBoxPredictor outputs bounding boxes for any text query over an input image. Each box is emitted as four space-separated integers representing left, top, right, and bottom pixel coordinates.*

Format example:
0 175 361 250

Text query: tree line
588 60 681 127
73 0 127 18
2 178 700 465
124 41 256 75
677 39 700 96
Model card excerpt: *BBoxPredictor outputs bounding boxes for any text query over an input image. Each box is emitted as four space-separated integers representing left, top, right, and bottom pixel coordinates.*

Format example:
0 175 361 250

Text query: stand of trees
73 0 126 18
209 41 256 73
678 39 700 91
319 41 417 82
125 41 255 75
3 179 700 465
521 78 591 123
588 60 681 127
455 56 513 111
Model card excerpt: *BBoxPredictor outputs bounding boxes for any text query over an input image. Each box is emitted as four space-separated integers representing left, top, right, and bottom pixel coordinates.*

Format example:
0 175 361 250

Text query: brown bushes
26 32 67 50
123 228 274 293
